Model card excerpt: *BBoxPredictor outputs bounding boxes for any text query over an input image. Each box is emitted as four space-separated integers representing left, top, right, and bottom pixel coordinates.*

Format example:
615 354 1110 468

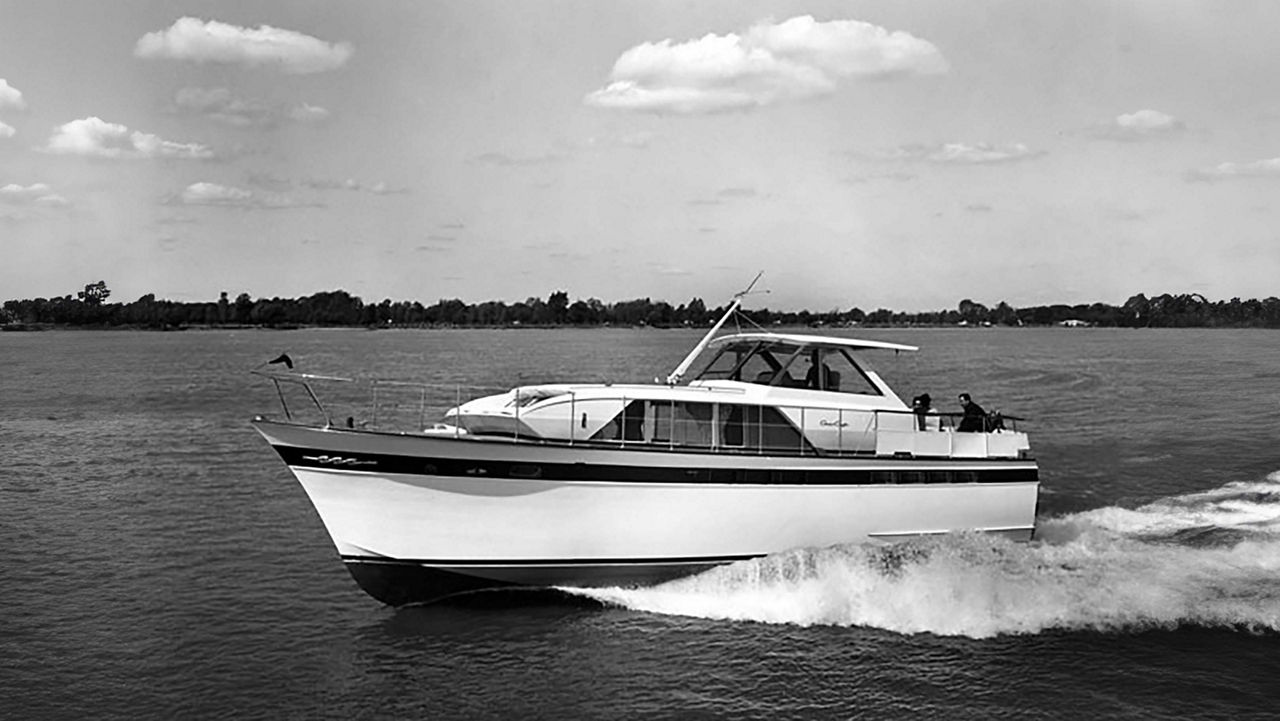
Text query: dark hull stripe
275 444 1037 485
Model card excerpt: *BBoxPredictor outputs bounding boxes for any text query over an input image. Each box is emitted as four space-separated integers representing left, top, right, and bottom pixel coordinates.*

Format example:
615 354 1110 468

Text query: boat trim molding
274 444 1037 485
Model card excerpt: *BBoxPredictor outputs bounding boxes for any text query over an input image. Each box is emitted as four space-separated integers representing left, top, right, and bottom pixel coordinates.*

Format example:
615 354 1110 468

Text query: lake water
3 327 1280 719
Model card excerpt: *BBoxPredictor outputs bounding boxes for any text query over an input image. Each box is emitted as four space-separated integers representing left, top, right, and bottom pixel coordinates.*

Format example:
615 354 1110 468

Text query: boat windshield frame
691 338 885 395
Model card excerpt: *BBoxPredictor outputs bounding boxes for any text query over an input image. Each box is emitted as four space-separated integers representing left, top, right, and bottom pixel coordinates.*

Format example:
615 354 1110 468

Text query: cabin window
694 341 882 395
696 341 804 386
790 348 882 396
507 389 566 408
697 346 749 380
672 402 715 447
642 401 716 447
589 400 803 451
719 404 806 452
590 400 643 442
588 400 713 446
696 341 805 385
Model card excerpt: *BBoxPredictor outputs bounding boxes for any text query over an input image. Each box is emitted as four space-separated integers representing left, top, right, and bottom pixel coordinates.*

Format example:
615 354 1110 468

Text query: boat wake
563 473 1280 638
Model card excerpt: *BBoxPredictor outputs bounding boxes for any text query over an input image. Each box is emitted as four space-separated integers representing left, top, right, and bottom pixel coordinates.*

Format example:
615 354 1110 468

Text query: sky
1 0 1278 312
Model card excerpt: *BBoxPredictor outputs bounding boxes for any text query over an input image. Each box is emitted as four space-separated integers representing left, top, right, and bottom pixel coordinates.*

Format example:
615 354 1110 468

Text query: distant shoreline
6 288 1280 329
4 321 1275 332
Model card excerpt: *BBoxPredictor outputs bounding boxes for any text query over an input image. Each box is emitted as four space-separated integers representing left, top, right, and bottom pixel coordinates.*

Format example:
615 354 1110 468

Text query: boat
252 279 1039 605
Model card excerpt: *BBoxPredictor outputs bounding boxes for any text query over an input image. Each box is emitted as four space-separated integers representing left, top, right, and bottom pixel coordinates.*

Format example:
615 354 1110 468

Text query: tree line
4 282 1280 329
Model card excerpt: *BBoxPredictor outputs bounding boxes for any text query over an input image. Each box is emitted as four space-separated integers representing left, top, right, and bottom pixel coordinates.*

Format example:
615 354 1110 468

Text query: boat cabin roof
708 332 918 353
691 331 910 398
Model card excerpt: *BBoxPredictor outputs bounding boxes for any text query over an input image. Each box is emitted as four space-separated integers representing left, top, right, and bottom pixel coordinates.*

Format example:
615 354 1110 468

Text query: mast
664 271 764 385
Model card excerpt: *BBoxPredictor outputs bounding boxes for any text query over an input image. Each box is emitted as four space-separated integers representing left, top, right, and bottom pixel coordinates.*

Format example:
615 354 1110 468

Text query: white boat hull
255 419 1039 604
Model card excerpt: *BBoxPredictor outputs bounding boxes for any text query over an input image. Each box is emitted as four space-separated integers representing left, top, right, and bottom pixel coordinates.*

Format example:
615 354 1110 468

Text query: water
3 327 1280 719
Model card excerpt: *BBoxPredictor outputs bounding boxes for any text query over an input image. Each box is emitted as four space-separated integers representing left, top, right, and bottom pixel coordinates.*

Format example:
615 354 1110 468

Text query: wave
562 473 1280 638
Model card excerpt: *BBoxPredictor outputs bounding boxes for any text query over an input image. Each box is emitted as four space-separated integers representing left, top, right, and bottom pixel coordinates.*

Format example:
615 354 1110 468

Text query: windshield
694 340 883 395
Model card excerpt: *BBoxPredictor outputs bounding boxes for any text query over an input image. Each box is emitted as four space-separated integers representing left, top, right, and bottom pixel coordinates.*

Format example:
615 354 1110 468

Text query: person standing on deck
957 392 987 432
912 393 937 431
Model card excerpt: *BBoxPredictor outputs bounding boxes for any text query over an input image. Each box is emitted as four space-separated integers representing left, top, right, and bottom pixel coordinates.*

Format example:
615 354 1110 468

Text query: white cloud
301 177 405 194
182 182 253 205
585 15 947 114
34 193 70 207
174 87 269 127
0 121 14 138
1191 157 1280 180
0 79 25 110
172 87 330 127
1092 109 1186 141
0 182 69 207
288 103 330 123
42 116 213 159
1 182 51 200
887 142 1043 165
1118 109 1180 132
135 17 352 74
176 181 319 208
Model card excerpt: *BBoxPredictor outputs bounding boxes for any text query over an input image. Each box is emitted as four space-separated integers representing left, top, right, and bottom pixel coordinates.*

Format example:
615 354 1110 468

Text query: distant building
1059 319 1090 327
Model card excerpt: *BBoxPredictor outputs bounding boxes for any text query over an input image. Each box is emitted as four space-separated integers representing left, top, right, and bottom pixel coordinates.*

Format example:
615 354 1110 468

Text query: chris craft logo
302 455 377 467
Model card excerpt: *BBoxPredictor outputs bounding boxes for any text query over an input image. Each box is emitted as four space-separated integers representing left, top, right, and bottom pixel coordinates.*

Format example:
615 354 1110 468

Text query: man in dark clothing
957 392 987 432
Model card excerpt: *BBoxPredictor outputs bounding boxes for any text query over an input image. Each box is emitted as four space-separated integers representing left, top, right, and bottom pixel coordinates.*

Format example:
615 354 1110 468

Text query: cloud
174 87 271 127
1118 109 1182 133
0 121 13 138
244 173 404 195
288 103 330 123
646 263 695 276
173 87 270 127
1091 109 1186 141
1189 157 1280 181
245 171 293 191
171 87 331 127
182 181 252 205
0 182 69 206
0 79 25 110
301 177 406 194
42 116 213 159
885 142 1043 165
135 17 352 74
585 15 947 114
0 183 71 223
174 181 319 208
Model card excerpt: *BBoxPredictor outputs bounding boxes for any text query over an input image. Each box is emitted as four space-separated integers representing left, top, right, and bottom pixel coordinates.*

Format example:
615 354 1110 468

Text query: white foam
564 475 1280 638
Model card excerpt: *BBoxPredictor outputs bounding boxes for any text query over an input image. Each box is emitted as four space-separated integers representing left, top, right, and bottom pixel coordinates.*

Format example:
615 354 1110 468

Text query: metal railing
252 369 503 432
254 370 1028 459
